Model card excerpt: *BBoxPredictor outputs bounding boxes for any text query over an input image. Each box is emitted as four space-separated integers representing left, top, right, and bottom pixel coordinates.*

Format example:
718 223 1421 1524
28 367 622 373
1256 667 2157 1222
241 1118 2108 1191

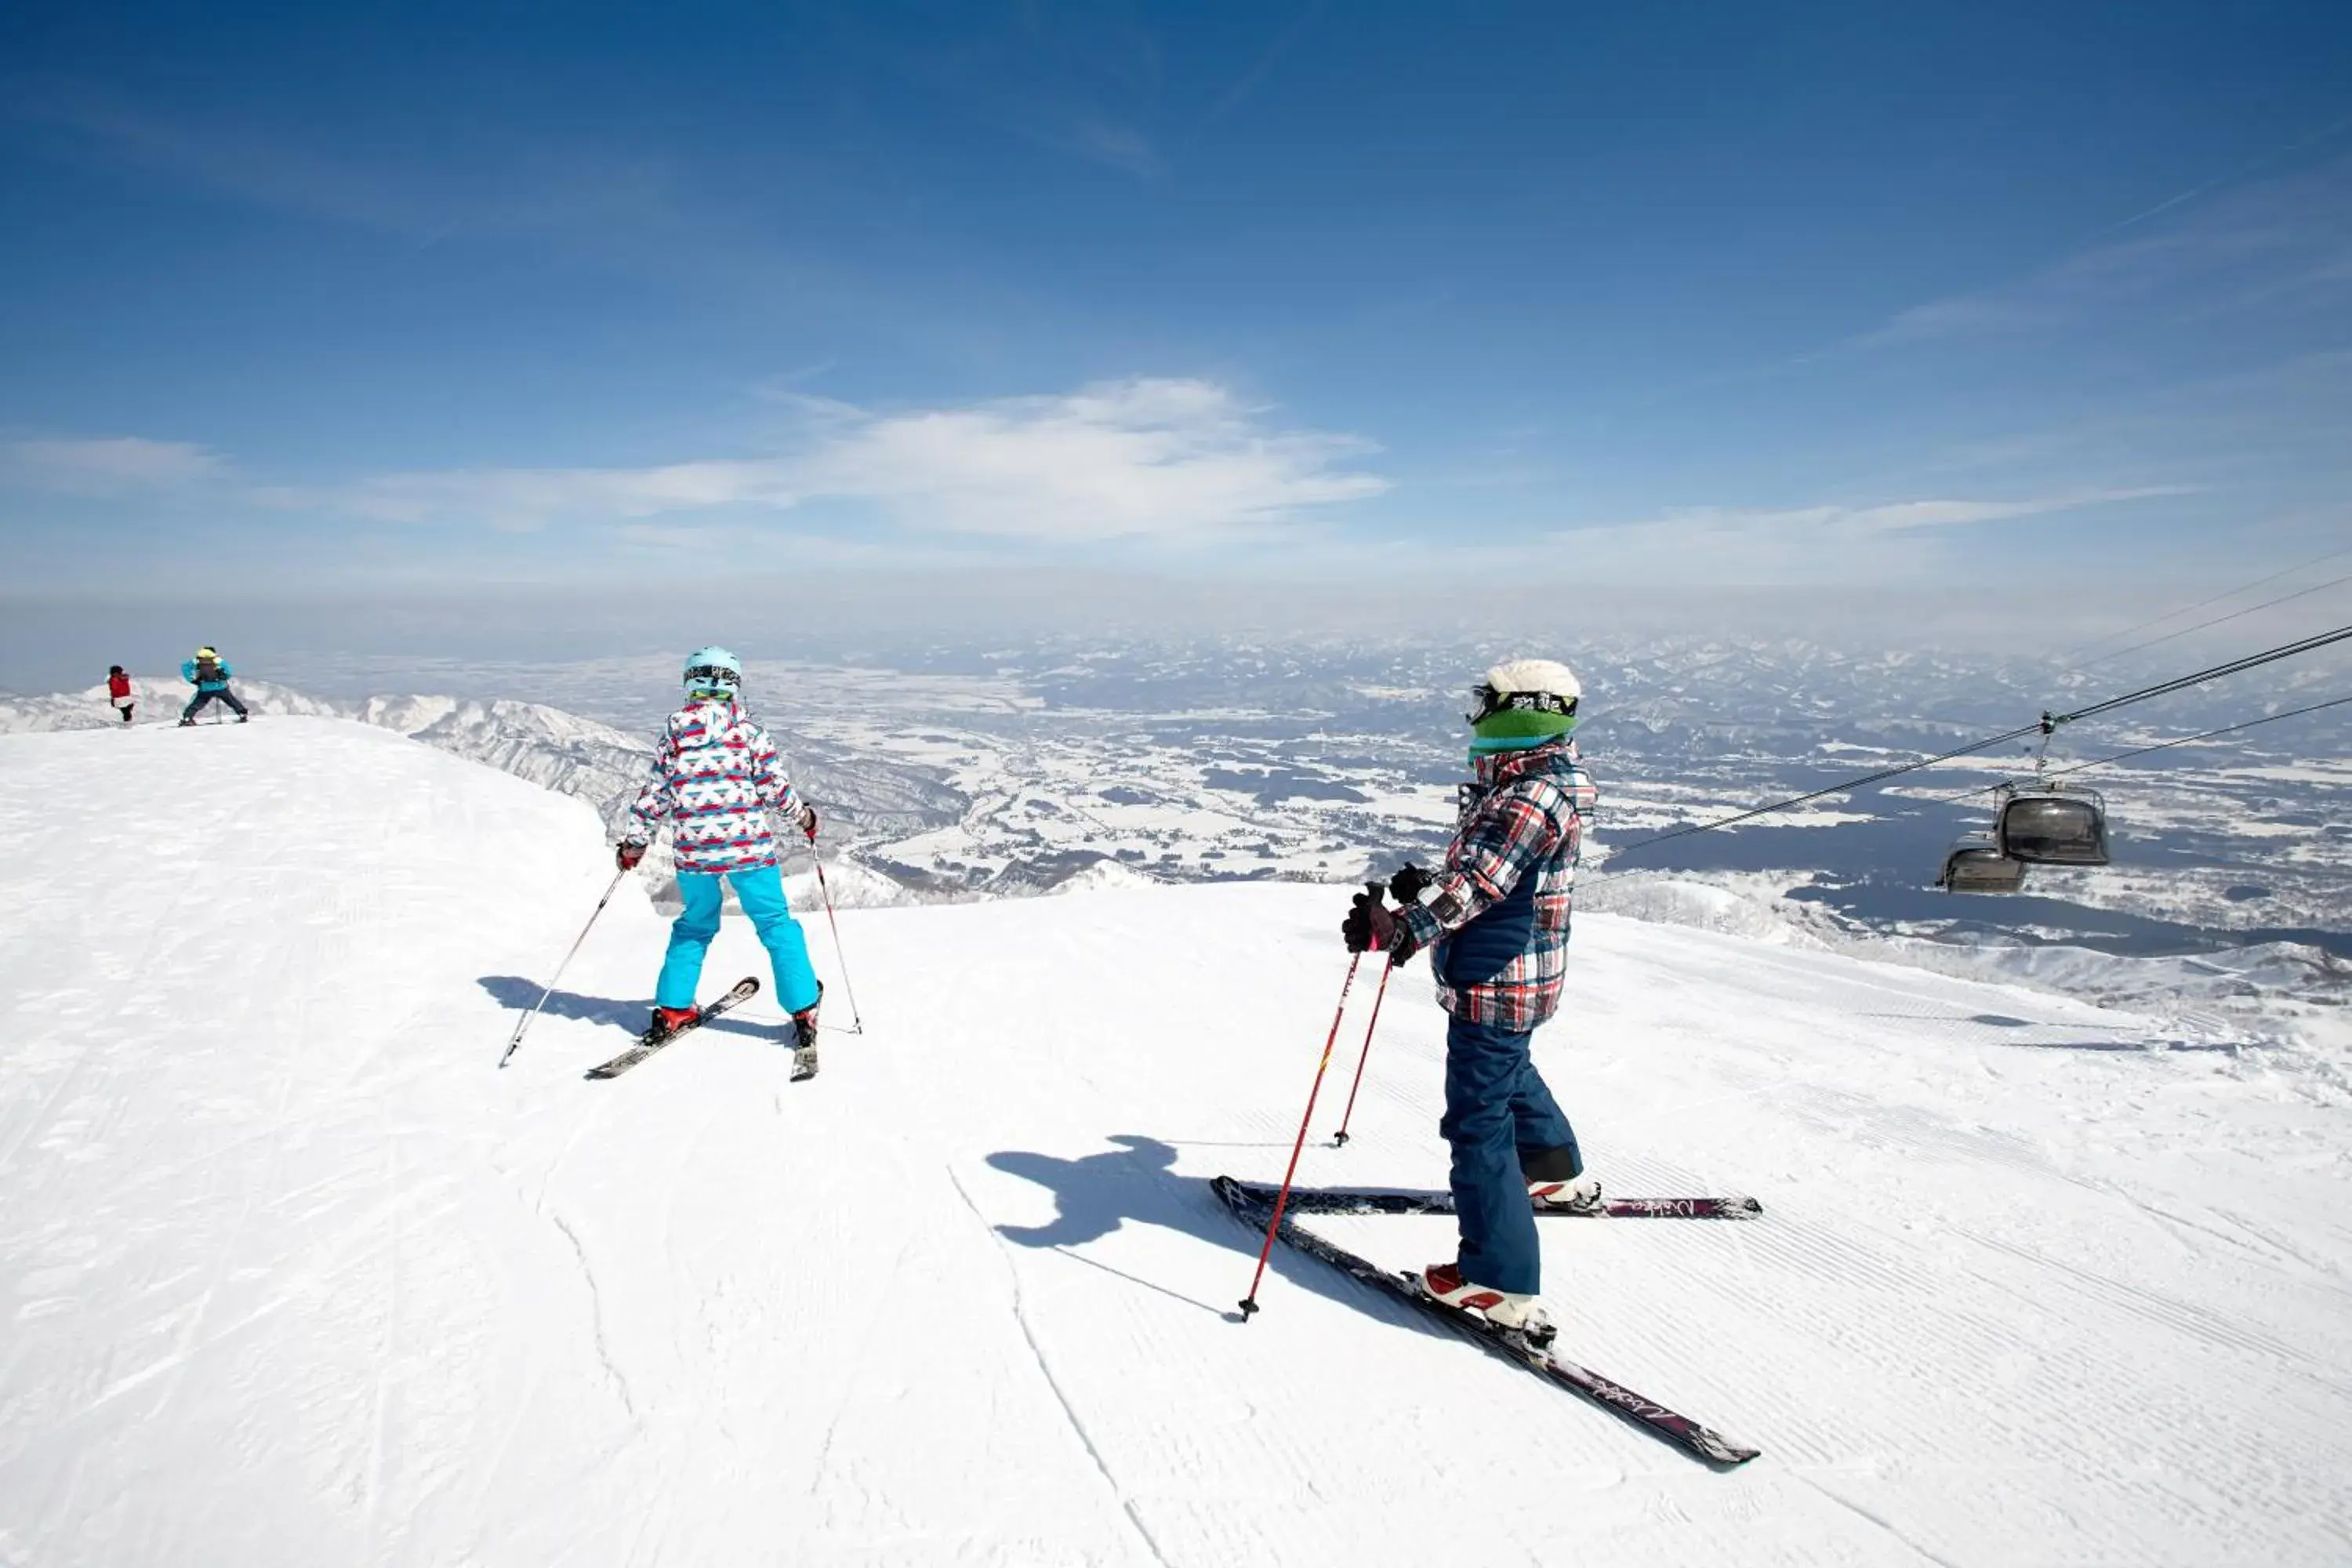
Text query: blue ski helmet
682 645 742 699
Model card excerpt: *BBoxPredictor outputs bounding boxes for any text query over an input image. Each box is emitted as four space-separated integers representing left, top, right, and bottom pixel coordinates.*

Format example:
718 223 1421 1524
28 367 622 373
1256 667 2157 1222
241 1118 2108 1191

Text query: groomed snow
3 718 2350 1566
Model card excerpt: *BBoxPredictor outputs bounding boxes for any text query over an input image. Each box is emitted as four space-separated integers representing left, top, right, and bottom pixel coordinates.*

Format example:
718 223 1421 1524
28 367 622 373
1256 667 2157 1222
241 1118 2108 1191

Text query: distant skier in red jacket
106 666 135 726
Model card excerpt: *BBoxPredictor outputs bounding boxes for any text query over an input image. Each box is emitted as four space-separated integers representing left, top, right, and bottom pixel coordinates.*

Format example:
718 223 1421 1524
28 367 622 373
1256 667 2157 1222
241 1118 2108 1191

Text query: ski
584 977 760 1080
1213 1176 1759 1467
1220 1177 1761 1220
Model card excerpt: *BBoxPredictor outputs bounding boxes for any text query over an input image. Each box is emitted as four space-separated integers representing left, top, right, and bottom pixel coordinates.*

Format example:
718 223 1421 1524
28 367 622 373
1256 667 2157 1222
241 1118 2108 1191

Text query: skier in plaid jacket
1343 658 1599 1336
1397 740 1596 1032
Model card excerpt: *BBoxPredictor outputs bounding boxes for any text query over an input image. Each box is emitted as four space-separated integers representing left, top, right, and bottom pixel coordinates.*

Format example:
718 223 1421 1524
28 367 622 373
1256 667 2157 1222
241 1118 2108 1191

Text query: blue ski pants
655 864 822 1015
1443 1013 1581 1296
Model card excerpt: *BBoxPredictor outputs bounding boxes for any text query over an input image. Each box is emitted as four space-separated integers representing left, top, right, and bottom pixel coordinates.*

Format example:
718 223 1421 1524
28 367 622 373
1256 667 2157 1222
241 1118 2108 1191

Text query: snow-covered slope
4 719 2351 1566
0 681 938 908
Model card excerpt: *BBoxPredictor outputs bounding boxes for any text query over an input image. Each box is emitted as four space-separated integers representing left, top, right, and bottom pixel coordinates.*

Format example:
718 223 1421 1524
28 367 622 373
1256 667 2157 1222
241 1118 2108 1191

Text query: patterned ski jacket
1396 738 1599 1030
622 699 808 876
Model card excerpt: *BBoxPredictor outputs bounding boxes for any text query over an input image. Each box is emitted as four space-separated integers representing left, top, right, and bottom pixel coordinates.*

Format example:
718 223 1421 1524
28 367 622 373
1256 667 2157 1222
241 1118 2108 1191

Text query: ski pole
1238 942 1364 1320
1328 955 1392 1148
498 868 626 1069
807 826 866 1035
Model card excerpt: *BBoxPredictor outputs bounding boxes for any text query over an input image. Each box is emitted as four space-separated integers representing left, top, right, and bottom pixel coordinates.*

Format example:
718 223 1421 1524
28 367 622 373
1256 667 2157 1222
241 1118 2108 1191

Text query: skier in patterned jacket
1342 658 1599 1337
616 647 825 1067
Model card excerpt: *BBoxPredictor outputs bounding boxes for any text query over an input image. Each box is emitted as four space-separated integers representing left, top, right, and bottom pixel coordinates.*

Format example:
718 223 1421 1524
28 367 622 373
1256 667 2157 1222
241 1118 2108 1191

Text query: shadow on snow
476 975 775 1041
984 1134 1457 1337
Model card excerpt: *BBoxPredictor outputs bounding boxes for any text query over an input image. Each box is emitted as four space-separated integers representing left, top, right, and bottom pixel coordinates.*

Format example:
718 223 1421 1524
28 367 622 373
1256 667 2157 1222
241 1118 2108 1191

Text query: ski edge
583 976 760 1080
1213 1175 1761 1468
1223 1178 1762 1220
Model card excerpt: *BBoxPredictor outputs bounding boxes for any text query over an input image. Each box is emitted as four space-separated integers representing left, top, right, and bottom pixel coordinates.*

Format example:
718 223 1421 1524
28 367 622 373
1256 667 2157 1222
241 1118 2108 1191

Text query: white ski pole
805 825 866 1034
499 869 626 1069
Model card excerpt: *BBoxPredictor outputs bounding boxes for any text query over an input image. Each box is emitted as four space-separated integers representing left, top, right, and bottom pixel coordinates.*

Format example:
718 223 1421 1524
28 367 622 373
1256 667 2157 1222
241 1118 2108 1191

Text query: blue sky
3 1 2350 610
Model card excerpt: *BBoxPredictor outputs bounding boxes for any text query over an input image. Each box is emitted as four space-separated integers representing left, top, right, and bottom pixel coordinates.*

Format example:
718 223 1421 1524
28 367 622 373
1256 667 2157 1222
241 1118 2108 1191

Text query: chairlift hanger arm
1999 693 2352 797
1604 622 2352 861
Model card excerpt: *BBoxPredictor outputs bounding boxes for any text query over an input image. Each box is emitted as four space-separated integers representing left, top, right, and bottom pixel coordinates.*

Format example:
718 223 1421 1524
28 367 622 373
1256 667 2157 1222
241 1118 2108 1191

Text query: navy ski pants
1443 1013 1581 1296
181 687 249 721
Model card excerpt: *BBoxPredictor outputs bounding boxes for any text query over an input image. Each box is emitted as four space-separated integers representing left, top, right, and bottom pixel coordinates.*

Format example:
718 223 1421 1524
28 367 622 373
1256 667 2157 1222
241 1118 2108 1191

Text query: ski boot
1528 1172 1603 1214
788 981 823 1083
1417 1263 1555 1347
645 1004 699 1044
177 717 196 728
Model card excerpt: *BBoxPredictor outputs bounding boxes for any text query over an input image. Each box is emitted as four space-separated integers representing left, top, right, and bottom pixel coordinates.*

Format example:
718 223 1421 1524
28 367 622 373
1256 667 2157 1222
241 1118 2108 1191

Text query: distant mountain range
7 643 2345 1051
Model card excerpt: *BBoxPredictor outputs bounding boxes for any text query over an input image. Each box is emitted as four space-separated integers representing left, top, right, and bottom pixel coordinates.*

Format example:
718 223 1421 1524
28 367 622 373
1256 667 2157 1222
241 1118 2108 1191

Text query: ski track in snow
2 717 2350 1566
947 1164 1173 1568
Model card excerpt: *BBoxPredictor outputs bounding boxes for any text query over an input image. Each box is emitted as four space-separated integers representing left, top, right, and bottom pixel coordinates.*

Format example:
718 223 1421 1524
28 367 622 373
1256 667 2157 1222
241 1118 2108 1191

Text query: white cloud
263 459 789 531
281 378 1388 543
1846 296 2037 350
1049 118 1164 179
1533 488 2187 585
6 436 227 495
1636 488 2188 536
1849 154 2352 353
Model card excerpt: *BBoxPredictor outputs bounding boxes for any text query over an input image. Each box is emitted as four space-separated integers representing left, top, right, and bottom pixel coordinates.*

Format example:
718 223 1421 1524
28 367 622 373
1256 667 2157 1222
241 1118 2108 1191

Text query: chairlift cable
1606 622 2352 857
1918 693 2352 805
1606 720 2046 852
2051 539 2352 667
2055 621 2352 724
2070 569 2352 671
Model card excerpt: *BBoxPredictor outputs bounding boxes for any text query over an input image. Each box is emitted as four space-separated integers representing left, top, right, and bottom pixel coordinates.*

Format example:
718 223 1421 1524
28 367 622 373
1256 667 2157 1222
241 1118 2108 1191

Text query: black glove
1387 862 1436 905
615 841 646 871
1341 882 1416 962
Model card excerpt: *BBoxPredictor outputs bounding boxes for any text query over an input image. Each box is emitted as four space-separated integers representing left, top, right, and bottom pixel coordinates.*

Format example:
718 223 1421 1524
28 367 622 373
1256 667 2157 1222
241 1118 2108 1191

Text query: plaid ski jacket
1397 738 1598 1030
624 699 807 876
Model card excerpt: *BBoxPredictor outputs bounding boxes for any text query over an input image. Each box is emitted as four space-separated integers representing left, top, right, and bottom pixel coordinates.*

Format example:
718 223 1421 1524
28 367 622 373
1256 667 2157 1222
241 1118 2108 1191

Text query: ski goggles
684 664 740 689
1465 684 1576 725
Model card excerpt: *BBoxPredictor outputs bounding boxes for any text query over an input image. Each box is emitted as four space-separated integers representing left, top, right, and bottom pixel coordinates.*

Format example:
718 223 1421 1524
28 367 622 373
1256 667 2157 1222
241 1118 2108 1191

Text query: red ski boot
1417 1263 1555 1344
647 1004 699 1043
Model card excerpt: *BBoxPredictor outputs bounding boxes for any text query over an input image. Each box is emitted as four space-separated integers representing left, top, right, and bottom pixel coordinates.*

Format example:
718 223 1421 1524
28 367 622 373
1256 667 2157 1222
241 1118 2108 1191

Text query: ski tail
1212 1176 1760 1467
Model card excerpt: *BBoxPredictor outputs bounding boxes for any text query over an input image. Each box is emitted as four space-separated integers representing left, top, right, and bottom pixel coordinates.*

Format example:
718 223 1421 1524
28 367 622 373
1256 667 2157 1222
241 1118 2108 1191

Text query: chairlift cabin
1994 783 2111 867
1936 833 2027 894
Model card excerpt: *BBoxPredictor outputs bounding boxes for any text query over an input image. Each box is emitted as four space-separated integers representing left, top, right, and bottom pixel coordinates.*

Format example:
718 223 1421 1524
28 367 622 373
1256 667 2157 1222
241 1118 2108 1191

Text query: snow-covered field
5 717 2351 1565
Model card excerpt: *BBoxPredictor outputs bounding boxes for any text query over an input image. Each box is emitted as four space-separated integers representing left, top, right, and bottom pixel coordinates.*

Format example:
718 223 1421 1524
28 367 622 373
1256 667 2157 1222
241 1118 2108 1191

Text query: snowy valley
9 635 2345 1054
3 713 2350 1565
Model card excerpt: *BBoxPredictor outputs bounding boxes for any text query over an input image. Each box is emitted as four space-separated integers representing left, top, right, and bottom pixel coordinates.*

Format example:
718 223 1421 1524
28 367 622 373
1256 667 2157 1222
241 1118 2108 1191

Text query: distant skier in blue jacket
178 646 249 725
